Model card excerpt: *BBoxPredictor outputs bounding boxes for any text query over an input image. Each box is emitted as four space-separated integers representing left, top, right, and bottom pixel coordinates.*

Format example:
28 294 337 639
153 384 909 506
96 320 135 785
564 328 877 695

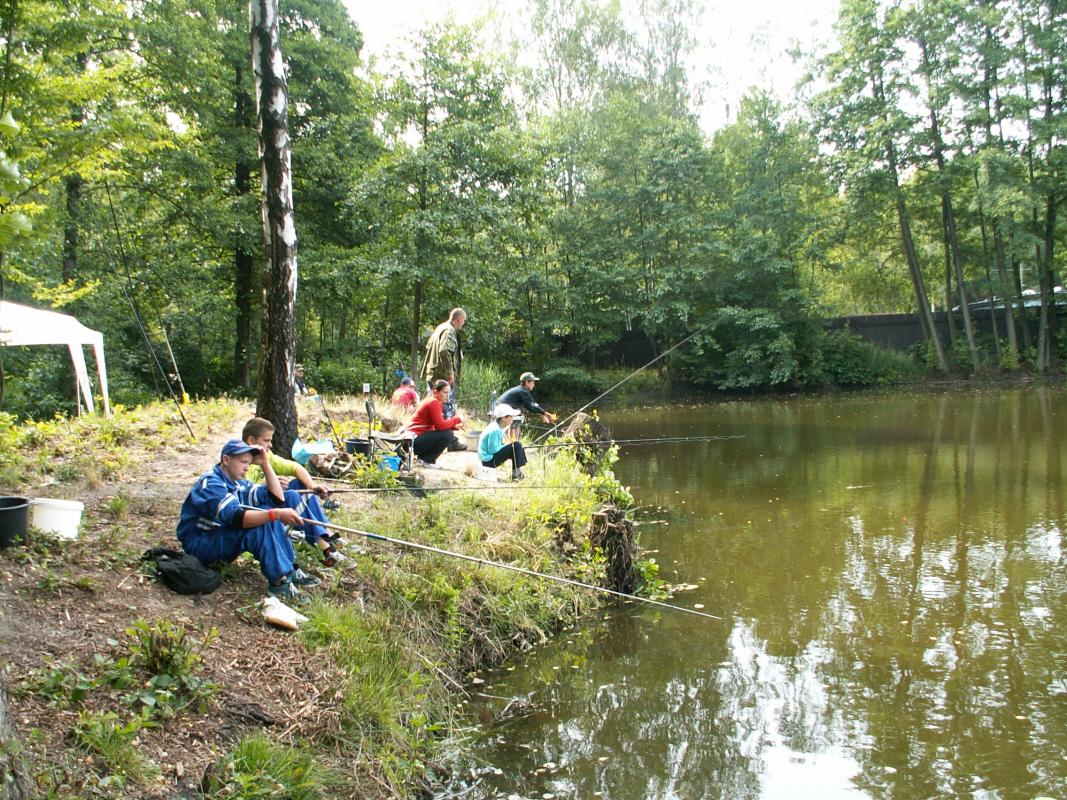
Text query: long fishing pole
102 180 195 440
301 517 721 621
527 435 743 449
534 321 713 443
313 393 344 449
294 484 604 494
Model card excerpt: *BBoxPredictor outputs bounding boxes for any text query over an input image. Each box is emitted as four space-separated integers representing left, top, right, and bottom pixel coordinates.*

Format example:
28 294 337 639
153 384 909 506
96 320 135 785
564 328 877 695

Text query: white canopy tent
0 300 112 415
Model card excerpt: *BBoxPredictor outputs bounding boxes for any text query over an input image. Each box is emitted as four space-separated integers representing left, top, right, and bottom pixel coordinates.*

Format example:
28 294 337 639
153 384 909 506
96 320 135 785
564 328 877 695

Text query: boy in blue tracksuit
176 439 320 601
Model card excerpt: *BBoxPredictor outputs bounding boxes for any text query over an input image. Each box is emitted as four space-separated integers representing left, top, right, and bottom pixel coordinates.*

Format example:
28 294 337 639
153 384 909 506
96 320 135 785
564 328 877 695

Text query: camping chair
365 399 414 470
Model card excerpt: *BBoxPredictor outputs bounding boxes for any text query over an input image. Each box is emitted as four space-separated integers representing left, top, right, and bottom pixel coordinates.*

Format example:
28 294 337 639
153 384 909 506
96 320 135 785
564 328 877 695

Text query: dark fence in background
827 306 1064 351
558 306 1064 368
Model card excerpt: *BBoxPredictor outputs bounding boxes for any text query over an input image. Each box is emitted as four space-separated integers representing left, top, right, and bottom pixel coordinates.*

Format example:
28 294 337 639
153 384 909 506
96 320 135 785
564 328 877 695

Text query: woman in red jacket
407 379 466 465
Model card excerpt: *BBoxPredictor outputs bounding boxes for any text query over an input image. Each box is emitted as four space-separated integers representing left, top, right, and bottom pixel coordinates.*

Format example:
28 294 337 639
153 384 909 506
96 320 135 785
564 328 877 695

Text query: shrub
455 359 508 416
204 734 344 799
538 363 604 401
820 330 917 386
307 358 377 395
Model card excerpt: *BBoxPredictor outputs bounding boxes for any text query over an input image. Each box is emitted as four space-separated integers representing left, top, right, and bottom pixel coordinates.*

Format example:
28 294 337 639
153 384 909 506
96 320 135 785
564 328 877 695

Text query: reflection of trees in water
815 391 1067 798
458 391 1067 799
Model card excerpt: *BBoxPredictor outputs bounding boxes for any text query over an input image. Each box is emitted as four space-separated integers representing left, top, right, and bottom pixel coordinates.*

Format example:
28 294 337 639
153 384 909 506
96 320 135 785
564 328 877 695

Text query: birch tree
250 0 298 455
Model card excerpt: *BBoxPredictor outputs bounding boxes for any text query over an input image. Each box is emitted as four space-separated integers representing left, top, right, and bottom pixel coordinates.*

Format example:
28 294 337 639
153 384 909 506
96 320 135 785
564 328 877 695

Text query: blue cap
401 376 414 386
221 439 260 458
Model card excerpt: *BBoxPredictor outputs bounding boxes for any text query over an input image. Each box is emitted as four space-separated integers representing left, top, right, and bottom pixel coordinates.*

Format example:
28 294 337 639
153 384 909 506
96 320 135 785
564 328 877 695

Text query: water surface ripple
444 388 1067 800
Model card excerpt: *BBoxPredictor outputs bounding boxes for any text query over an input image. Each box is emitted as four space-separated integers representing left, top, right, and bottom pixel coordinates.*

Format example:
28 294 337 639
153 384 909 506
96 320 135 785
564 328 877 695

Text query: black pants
482 441 527 469
414 430 455 463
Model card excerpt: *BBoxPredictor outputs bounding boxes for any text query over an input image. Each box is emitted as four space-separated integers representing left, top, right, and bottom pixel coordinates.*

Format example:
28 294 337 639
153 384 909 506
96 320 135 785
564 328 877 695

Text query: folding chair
365 399 414 470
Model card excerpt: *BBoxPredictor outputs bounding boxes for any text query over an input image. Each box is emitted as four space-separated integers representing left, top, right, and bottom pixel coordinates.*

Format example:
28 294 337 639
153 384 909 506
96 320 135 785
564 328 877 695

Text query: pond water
442 388 1067 800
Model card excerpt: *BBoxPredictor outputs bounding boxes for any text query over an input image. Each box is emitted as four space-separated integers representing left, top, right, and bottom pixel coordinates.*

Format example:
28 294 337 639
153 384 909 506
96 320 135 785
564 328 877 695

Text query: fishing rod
294 484 604 494
534 321 713 444
313 393 344 449
300 516 721 621
527 435 743 449
102 180 196 440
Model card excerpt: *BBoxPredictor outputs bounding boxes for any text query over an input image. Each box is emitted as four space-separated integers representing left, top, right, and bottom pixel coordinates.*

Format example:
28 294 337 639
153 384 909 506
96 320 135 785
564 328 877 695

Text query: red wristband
268 509 276 522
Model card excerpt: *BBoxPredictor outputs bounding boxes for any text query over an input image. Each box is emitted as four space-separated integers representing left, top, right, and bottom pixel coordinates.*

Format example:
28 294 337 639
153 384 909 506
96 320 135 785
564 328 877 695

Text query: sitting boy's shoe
322 499 341 510
326 532 346 547
511 468 525 481
446 438 467 452
290 567 321 588
267 577 301 602
322 549 352 569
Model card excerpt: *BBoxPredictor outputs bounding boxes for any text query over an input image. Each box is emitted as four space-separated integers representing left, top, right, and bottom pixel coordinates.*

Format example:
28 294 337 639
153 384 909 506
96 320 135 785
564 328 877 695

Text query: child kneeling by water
176 440 319 602
478 403 527 480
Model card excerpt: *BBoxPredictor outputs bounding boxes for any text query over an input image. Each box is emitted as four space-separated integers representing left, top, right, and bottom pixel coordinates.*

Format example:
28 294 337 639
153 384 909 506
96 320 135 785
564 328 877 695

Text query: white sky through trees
344 0 838 133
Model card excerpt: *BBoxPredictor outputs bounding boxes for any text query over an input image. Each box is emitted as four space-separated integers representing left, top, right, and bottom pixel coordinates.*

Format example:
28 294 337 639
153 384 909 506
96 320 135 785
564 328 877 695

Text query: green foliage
124 619 216 717
819 329 917 386
539 363 604 400
203 734 344 800
306 358 377 395
71 711 156 786
454 359 508 415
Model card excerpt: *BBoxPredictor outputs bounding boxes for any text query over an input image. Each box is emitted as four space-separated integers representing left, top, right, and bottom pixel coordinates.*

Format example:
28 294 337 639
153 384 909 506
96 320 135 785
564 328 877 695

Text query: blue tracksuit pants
283 481 329 544
181 522 295 583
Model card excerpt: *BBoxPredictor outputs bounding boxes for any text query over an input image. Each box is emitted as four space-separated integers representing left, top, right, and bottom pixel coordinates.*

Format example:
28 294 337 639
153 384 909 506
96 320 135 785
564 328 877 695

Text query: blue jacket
478 423 507 463
176 464 280 542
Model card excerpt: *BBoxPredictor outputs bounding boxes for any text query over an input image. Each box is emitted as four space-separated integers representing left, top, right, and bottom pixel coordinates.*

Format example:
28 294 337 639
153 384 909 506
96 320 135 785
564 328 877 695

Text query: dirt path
0 407 357 798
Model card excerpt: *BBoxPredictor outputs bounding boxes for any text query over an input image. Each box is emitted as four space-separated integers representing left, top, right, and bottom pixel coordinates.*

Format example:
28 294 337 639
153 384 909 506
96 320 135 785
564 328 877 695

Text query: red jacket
407 397 462 434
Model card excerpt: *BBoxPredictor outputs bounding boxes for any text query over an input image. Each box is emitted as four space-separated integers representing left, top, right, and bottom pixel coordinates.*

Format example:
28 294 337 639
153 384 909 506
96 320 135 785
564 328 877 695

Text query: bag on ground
141 547 221 595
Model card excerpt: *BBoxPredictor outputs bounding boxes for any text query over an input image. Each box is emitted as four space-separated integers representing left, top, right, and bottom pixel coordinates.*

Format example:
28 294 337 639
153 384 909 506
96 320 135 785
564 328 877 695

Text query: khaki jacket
421 321 461 385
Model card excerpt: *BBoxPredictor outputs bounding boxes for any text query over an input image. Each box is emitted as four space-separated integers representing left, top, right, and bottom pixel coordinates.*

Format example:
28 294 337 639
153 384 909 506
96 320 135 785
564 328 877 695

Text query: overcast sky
343 0 839 133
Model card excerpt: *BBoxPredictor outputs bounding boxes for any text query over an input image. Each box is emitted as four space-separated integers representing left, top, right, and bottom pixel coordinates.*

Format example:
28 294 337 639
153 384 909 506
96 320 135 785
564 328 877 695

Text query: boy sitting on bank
241 416 350 568
176 440 320 601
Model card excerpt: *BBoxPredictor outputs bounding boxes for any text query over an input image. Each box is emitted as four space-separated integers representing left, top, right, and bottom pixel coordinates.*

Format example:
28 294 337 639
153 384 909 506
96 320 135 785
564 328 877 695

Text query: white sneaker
323 549 354 569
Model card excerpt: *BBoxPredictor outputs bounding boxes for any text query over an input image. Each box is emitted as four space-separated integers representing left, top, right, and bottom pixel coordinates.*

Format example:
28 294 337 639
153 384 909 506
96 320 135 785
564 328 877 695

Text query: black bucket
0 496 29 549
344 438 372 456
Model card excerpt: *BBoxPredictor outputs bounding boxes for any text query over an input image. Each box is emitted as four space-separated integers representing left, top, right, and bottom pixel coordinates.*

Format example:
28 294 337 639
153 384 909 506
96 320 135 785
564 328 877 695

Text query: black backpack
141 547 221 595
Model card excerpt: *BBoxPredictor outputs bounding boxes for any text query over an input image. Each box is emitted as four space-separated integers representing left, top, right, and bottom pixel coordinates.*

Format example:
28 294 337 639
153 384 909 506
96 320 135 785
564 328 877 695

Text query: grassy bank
0 399 641 798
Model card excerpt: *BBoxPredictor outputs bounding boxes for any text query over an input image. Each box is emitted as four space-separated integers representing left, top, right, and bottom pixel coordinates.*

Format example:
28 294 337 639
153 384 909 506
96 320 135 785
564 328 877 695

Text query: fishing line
312 393 344 449
294 484 606 494
534 321 713 443
301 517 722 621
102 180 195 439
527 435 743 449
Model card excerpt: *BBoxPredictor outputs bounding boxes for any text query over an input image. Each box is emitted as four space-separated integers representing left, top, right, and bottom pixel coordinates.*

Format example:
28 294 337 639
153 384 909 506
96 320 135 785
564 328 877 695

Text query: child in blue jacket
176 439 319 601
478 403 527 480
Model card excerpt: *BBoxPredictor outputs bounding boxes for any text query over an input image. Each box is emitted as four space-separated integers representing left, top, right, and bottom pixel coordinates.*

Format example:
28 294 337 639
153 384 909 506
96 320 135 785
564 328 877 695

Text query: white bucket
30 498 84 540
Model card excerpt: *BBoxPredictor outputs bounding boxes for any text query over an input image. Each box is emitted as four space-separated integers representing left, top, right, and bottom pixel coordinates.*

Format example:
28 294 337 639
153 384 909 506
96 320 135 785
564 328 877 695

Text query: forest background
0 0 1064 420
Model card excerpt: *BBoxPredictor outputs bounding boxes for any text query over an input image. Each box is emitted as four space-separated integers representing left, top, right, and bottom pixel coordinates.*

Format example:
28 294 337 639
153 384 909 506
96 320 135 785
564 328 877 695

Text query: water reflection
443 389 1066 800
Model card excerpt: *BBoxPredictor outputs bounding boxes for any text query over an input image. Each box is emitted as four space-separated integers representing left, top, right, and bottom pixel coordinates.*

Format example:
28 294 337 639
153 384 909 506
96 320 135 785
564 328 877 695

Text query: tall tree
250 0 298 454
909 0 981 371
815 0 948 371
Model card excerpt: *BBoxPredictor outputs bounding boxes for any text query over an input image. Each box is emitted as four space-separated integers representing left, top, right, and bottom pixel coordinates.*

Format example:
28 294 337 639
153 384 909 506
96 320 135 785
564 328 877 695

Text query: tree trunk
250 0 298 457
409 279 422 384
62 173 82 282
233 52 255 389
973 169 1003 361
873 67 946 371
0 678 32 800
1038 194 1057 368
992 223 1019 358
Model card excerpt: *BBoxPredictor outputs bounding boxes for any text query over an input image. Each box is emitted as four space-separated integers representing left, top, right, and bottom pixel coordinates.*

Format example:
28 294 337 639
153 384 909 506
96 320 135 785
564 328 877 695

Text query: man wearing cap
497 372 556 425
294 363 309 396
176 439 320 601
478 403 528 480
